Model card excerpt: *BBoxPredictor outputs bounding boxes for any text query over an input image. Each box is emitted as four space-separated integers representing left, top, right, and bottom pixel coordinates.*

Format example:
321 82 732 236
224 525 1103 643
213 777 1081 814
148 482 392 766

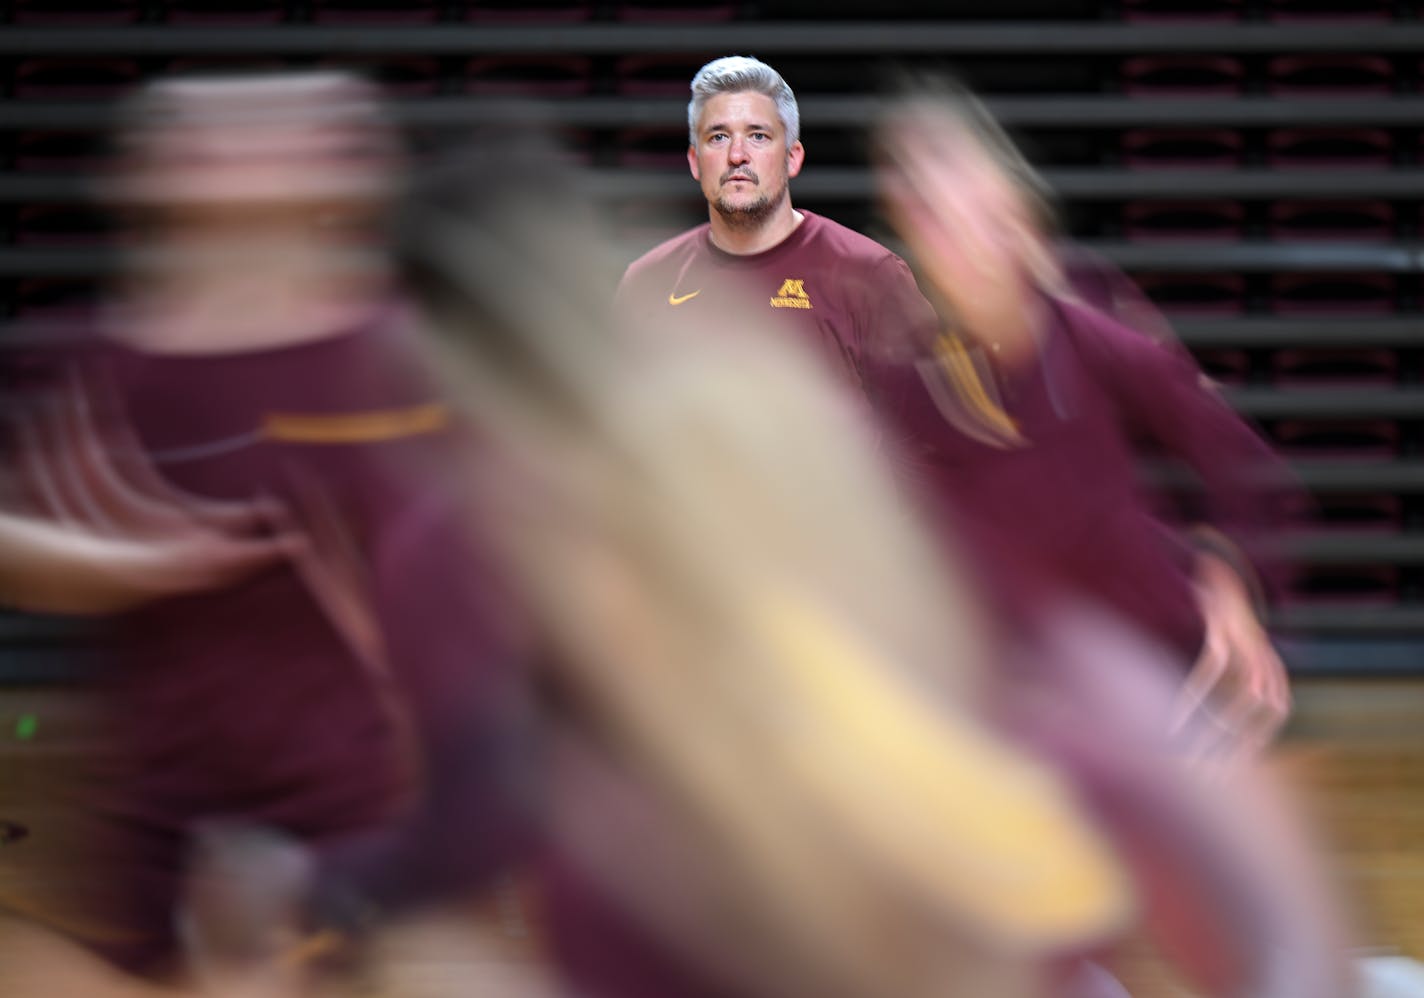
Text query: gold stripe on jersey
263 403 448 443
934 334 1024 447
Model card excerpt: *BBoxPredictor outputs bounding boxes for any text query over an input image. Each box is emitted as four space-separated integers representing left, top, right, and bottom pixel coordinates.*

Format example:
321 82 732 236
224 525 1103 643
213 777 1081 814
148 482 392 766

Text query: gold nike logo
668 290 701 305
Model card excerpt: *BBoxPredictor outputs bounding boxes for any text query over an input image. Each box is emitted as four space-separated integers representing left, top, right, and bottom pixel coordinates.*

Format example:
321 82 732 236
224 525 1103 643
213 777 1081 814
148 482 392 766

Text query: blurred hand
1172 552 1292 764
0 370 301 615
179 822 319 996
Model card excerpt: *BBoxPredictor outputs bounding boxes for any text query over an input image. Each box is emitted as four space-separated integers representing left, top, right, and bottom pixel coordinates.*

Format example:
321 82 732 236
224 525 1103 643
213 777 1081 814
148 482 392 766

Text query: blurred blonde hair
108 69 403 207
399 139 1133 998
875 77 1070 449
877 73 1062 288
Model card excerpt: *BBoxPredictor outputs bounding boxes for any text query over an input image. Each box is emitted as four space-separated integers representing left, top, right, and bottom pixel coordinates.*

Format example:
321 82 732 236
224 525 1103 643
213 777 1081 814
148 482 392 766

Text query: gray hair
687 55 800 147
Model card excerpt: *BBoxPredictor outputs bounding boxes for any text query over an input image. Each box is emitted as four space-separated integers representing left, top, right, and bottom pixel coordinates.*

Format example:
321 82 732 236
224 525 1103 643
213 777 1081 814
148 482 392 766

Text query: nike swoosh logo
668 290 701 305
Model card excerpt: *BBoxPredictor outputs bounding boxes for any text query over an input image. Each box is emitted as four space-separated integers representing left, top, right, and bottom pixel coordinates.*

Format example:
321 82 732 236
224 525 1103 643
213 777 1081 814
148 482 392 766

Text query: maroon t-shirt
616 211 939 401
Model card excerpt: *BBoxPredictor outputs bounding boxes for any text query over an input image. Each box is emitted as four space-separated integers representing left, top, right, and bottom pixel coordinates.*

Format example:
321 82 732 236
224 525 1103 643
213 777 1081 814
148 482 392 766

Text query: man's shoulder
621 224 712 280
800 212 903 267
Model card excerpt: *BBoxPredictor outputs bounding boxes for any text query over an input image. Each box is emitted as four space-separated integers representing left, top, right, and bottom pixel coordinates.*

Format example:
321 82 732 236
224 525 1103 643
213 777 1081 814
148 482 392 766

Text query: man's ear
687 145 701 181
787 141 805 179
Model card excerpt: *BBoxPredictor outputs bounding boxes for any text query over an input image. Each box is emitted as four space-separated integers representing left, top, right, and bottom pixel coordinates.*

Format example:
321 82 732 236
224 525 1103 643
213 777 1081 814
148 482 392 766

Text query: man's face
688 91 804 228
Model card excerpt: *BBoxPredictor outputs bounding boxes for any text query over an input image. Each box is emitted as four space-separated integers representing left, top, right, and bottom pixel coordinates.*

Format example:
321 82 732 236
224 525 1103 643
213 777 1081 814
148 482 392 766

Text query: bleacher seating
614 2 739 22
460 1 594 22
1122 199 1246 241
1267 128 1394 168
11 0 139 25
1266 0 1393 21
1121 0 1243 21
1269 199 1395 241
1121 54 1245 94
159 0 288 23
464 55 593 96
1267 54 1394 95
1 2 1423 676
311 0 440 23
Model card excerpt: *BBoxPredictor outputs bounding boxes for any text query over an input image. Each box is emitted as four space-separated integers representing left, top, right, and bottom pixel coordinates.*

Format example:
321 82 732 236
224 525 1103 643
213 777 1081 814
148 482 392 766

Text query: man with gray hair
616 55 940 397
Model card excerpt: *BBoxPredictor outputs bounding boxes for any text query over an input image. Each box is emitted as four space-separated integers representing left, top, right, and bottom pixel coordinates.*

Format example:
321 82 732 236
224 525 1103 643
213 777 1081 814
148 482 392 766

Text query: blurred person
0 494 291 617
388 134 1138 998
0 69 533 988
871 80 1296 759
156 128 1354 998
392 132 1358 998
49 131 1140 998
0 391 295 925
872 84 1353 996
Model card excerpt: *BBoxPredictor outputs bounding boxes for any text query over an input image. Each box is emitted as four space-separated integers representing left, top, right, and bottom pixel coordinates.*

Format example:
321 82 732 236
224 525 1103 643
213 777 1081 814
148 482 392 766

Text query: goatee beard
713 187 783 230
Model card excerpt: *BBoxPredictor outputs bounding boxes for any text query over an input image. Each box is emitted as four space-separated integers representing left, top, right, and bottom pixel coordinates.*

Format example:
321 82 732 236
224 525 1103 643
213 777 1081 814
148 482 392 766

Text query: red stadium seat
1273 419 1400 459
12 58 142 99
1122 200 1245 242
1121 56 1244 95
159 0 289 23
166 56 291 79
615 2 738 20
320 57 441 96
12 279 99 320
616 56 717 97
1307 494 1403 533
312 0 439 23
12 0 140 24
1268 55 1394 96
1271 274 1395 315
616 128 690 169
1272 348 1399 387
1134 273 1246 315
1269 200 1394 242
1284 564 1400 607
1267 128 1393 169
1121 129 1244 169
1120 0 1242 20
464 57 593 97
13 131 105 174
460 0 593 21
1267 0 1391 20
13 205 112 249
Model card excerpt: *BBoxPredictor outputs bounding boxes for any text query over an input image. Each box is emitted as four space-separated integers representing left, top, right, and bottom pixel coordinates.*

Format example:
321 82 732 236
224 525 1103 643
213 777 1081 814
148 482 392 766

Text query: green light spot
15 715 37 741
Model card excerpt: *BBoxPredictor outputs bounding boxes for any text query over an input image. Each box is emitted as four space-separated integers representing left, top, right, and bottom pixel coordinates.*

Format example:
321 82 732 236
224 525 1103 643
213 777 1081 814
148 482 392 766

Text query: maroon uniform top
79 313 528 968
615 210 939 399
877 294 1288 662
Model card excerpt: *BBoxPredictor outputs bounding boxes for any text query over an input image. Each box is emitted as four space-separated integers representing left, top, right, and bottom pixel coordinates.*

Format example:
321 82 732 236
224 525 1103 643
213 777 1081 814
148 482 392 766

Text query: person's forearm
0 512 165 615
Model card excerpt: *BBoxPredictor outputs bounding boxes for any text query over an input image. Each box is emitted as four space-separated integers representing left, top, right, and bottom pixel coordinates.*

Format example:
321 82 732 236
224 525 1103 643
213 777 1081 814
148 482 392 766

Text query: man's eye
708 134 727 144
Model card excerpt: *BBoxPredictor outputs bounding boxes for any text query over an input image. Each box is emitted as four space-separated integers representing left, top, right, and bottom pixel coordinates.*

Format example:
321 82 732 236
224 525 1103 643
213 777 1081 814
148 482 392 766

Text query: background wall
1 0 1422 675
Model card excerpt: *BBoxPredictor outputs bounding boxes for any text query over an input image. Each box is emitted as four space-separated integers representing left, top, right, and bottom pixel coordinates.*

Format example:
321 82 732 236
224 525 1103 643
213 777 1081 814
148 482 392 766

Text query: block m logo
770 278 812 309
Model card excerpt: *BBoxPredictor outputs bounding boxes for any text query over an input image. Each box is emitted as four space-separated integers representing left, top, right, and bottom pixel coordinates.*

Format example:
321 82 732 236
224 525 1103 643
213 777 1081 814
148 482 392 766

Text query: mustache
720 168 759 184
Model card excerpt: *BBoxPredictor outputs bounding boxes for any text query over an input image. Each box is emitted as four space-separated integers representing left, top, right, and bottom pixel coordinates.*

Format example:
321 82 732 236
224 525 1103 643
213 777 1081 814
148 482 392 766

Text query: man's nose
728 138 750 163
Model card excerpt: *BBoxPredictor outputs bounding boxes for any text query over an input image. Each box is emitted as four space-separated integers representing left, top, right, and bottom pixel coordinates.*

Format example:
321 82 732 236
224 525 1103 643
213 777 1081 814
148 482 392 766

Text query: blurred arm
0 510 291 615
1069 304 1298 748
